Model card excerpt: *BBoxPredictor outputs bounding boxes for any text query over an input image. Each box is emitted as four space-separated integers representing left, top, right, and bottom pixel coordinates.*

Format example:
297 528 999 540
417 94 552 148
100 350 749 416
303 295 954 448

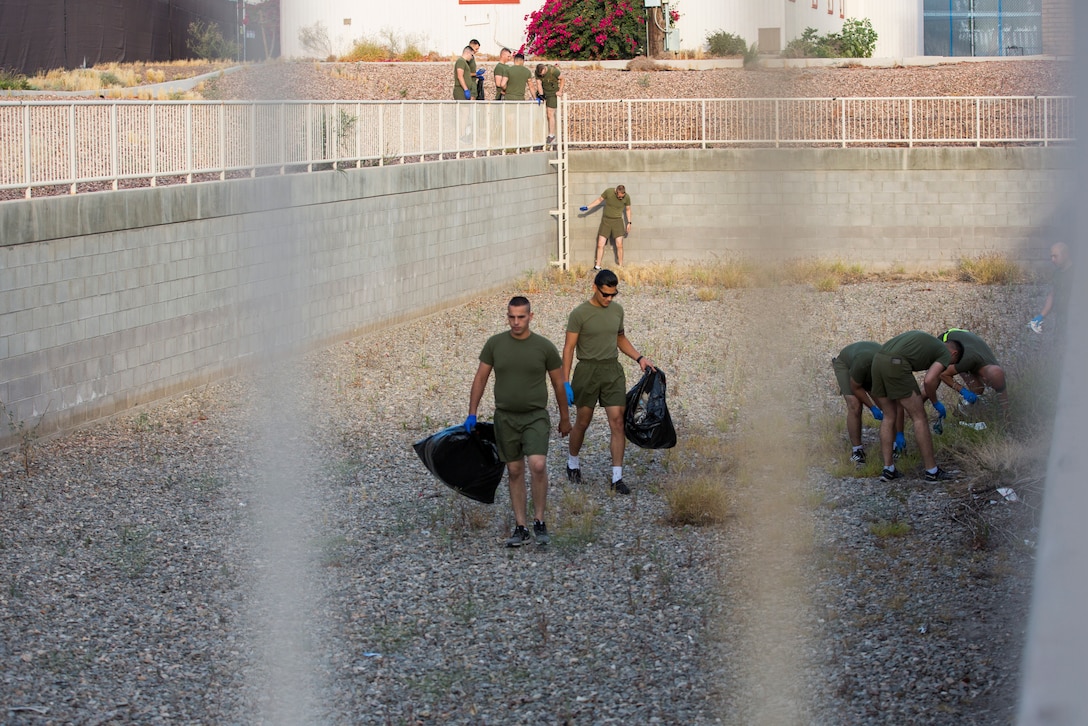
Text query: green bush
782 18 877 59
840 18 877 58
0 68 32 90
187 20 237 60
706 30 748 57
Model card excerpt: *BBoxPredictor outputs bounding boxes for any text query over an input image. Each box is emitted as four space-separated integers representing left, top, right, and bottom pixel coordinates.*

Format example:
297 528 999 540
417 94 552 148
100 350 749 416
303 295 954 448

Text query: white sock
612 466 623 483
568 455 580 469
927 466 939 475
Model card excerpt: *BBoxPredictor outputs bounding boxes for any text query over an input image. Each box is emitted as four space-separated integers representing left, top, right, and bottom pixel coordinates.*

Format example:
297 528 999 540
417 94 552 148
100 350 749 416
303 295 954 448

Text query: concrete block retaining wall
568 148 1070 272
0 154 557 448
0 147 1068 447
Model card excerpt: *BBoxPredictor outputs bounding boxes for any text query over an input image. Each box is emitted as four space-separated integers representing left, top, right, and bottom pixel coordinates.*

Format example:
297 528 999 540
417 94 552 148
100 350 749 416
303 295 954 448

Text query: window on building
923 0 1042 56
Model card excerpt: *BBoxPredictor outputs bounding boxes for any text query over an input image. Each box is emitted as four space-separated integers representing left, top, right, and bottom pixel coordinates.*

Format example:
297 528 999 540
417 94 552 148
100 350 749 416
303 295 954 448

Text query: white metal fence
0 96 1074 197
0 100 548 196
564 96 1075 148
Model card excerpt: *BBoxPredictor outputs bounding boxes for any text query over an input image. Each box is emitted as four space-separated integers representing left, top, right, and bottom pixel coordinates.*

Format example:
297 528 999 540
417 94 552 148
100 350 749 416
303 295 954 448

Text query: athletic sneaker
532 520 549 546
610 479 631 495
593 265 601 271
850 449 866 465
924 467 957 482
546 134 555 145
566 466 582 485
893 445 904 461
879 467 902 482
505 525 531 547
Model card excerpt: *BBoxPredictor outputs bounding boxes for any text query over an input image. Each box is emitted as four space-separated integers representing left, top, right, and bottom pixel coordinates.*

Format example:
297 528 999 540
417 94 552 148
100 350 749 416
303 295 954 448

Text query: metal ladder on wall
548 97 570 270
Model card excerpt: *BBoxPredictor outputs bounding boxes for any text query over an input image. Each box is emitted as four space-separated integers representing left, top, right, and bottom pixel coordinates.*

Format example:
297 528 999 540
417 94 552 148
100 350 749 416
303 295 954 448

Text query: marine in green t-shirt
581 186 633 269
504 54 532 100
871 330 955 482
938 328 1008 412
467 296 570 547
534 63 564 144
831 341 892 465
453 47 475 100
561 269 654 495
492 48 512 100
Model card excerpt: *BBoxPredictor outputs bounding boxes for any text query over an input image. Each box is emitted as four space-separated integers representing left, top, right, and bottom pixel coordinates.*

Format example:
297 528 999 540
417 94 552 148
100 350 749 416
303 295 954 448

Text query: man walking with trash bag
466 296 571 547
562 269 654 495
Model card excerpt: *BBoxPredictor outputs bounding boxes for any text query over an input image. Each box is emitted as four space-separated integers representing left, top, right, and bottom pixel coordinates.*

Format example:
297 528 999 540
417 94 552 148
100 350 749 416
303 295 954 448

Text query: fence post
841 98 847 148
150 104 157 187
976 96 981 148
379 106 385 167
1043 97 1049 147
68 105 77 195
775 99 780 148
701 100 707 150
627 101 633 150
909 98 914 149
110 104 118 191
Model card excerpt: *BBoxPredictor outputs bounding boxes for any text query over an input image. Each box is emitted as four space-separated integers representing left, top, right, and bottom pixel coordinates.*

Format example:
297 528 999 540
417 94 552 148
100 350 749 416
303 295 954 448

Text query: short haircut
594 269 619 288
469 39 480 47
509 295 531 311
514 53 525 61
501 47 512 55
463 46 474 54
945 339 964 359
535 63 546 77
616 184 626 194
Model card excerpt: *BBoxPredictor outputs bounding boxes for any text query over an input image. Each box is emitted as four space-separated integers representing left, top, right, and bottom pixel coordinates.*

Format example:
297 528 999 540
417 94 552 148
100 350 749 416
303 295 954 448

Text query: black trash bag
413 422 504 503
624 368 677 449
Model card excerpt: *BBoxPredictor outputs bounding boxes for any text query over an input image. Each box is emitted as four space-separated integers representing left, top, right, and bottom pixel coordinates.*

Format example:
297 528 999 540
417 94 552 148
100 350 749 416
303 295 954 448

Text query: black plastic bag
413 422 504 503
624 368 677 449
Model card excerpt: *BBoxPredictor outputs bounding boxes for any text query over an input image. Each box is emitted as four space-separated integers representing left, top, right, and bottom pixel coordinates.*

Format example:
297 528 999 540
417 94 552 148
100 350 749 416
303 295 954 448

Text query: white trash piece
959 421 987 431
996 487 1020 502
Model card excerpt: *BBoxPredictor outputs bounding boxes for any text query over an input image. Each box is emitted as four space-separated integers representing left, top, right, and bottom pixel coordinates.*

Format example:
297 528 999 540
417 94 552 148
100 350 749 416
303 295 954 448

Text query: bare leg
876 396 898 467
844 394 863 447
604 405 625 466
595 236 607 268
569 405 594 457
506 459 527 527
615 235 624 266
526 454 548 522
899 392 937 469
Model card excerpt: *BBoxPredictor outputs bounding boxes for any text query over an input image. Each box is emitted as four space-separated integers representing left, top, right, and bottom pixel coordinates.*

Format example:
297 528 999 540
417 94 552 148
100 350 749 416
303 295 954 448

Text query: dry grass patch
26 60 231 91
956 252 1026 285
661 434 732 526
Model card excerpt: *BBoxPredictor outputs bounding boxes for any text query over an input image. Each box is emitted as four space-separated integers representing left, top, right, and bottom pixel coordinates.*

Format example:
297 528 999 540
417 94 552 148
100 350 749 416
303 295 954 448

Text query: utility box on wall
643 0 661 6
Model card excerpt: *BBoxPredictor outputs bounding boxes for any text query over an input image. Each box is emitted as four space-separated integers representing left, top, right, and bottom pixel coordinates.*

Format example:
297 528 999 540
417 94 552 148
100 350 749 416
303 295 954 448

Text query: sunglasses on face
599 290 619 299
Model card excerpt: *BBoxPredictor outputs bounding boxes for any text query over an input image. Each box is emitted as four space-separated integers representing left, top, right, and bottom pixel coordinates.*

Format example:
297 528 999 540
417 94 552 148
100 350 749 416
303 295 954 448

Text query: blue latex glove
464 414 476 433
933 401 947 419
463 89 471 100
959 387 979 404
1031 314 1044 325
869 405 884 421
475 69 485 78
536 94 544 105
564 382 574 406
579 206 588 212
894 432 906 452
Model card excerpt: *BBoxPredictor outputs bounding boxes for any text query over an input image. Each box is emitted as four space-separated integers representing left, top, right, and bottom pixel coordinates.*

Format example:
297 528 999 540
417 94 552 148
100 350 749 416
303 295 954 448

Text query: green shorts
493 408 551 462
544 93 558 109
571 359 626 409
831 357 854 397
870 351 920 400
597 217 627 241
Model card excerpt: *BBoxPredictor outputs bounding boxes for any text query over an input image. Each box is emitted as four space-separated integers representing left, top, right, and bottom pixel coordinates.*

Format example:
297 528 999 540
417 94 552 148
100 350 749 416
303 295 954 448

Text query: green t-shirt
493 62 509 90
941 329 998 375
601 188 631 220
880 330 952 371
505 65 532 100
453 57 474 99
838 341 880 390
1052 264 1072 323
480 331 562 413
566 301 624 362
540 65 561 94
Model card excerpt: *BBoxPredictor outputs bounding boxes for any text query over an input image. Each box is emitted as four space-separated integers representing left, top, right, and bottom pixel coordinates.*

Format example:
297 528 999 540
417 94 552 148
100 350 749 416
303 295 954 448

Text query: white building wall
279 0 924 62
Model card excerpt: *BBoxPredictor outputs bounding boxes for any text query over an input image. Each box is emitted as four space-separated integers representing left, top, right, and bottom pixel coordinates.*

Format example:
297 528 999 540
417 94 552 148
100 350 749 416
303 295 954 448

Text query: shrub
956 252 1025 285
0 68 32 90
524 0 647 60
782 18 877 59
187 20 236 60
706 30 747 57
840 18 878 58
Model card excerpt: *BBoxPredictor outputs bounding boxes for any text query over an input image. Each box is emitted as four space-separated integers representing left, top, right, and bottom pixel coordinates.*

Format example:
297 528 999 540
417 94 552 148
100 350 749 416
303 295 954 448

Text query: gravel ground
199 58 1069 101
1 276 1052 724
